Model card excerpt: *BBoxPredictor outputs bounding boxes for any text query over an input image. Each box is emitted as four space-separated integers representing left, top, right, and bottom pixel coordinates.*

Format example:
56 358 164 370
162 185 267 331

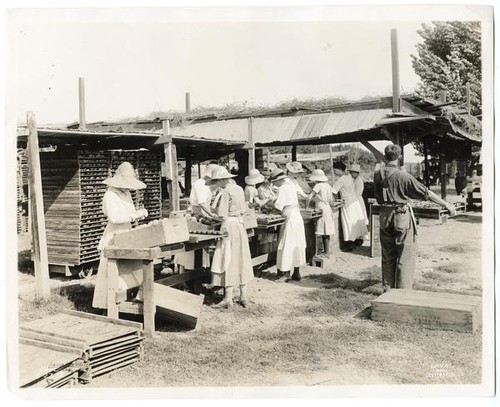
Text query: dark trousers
379 206 416 289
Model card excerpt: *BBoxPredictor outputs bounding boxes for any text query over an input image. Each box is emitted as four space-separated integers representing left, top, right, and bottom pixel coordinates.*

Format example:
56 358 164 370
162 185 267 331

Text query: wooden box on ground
111 218 189 249
154 283 204 329
371 289 482 333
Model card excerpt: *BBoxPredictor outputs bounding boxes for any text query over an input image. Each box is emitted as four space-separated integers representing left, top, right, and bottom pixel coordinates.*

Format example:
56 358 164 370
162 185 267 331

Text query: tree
411 21 481 115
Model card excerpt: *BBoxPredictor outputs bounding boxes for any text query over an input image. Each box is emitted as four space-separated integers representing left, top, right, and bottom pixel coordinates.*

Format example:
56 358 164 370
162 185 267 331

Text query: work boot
277 270 285 278
291 268 301 281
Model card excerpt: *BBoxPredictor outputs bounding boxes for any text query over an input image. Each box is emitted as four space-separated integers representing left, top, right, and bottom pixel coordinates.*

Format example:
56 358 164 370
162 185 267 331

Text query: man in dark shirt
373 144 456 291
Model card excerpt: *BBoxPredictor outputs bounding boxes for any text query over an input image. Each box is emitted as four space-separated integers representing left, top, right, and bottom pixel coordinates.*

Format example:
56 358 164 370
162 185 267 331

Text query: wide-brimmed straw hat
309 169 328 183
245 169 265 185
103 162 146 190
206 166 237 184
203 163 220 179
349 164 361 173
286 161 305 174
268 168 288 183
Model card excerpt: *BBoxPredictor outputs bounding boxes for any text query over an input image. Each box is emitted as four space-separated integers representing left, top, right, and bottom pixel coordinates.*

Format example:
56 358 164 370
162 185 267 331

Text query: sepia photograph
3 2 496 401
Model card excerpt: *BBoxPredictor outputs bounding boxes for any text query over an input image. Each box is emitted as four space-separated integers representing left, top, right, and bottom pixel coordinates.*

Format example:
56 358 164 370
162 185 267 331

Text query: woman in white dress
269 168 306 281
331 161 368 252
306 169 336 257
286 161 310 198
207 166 254 308
244 168 265 207
348 163 369 244
92 162 148 310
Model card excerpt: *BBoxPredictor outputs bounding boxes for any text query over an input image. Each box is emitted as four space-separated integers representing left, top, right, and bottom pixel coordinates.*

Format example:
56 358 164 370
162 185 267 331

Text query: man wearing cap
286 161 311 199
269 168 306 281
374 144 457 291
93 162 149 310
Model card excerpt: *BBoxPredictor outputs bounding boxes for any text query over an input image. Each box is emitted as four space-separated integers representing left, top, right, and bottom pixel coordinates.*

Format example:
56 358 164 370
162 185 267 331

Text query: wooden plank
110 218 189 249
90 337 142 358
372 289 481 332
19 338 82 356
142 260 156 337
19 329 87 351
155 283 204 329
27 112 51 299
252 253 269 267
104 246 162 260
89 343 141 361
155 269 206 287
89 356 139 378
90 332 140 350
90 349 139 370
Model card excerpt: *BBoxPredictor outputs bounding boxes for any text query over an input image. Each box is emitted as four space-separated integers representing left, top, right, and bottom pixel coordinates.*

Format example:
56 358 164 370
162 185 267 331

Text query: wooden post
185 152 192 196
391 28 401 113
291 145 297 162
440 140 447 199
198 162 202 179
185 92 191 113
27 112 51 299
163 120 180 211
78 77 87 131
423 138 431 188
248 117 255 172
106 259 119 319
266 149 271 169
142 260 156 336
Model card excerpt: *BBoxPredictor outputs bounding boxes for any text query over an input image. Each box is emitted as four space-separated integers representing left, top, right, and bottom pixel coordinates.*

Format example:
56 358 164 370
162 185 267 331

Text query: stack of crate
78 151 109 264
16 149 29 234
38 148 162 271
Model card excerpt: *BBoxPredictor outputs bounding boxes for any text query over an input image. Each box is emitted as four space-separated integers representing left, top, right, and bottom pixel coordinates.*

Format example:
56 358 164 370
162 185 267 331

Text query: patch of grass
436 263 465 274
18 292 75 322
422 270 455 283
439 243 470 253
298 288 374 317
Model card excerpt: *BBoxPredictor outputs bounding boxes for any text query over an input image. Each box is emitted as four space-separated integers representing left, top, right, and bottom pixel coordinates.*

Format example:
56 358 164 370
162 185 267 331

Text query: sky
8 8 428 125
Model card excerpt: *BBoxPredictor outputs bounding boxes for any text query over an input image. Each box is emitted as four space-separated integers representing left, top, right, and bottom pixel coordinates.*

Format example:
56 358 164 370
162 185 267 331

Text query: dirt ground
16 192 483 388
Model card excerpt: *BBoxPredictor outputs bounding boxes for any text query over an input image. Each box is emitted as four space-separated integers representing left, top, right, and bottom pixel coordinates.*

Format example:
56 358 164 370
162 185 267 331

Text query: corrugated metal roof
170 109 393 146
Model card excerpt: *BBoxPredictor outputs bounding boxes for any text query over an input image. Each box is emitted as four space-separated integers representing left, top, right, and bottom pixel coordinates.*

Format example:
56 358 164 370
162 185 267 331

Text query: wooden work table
103 233 224 336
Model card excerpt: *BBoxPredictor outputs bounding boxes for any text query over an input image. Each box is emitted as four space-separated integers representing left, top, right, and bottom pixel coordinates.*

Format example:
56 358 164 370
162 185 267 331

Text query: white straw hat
269 168 288 183
245 169 265 185
103 162 146 190
286 161 305 174
206 166 237 184
349 164 361 173
309 169 328 182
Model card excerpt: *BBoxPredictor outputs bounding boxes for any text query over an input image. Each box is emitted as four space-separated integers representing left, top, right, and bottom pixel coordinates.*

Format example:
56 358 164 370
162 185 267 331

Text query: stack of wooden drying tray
255 214 286 228
18 310 144 387
300 209 323 220
371 201 466 220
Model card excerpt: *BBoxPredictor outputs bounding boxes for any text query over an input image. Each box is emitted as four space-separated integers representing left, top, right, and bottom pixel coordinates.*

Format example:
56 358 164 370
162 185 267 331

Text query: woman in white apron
92 162 148 310
244 169 265 207
307 169 336 257
207 167 254 308
270 168 306 281
349 163 369 246
286 161 310 198
331 161 368 252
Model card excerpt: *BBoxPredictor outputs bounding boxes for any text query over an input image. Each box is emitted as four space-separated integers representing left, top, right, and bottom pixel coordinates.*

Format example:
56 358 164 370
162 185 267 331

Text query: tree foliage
411 21 481 115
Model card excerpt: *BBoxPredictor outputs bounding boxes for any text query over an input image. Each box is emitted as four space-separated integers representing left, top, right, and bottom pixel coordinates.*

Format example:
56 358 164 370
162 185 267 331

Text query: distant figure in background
208 167 254 308
92 162 148 310
454 171 468 196
331 161 368 252
286 161 311 198
244 169 266 207
269 168 306 281
349 163 369 236
374 144 456 291
307 169 336 258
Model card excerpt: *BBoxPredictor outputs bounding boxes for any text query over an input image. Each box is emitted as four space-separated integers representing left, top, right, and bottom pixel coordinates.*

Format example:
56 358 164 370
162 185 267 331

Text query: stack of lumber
371 289 482 333
38 148 162 270
18 338 83 388
19 310 144 385
16 149 29 234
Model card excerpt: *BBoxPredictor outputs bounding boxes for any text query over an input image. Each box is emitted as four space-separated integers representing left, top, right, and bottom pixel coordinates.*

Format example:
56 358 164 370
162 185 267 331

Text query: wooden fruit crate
371 289 482 332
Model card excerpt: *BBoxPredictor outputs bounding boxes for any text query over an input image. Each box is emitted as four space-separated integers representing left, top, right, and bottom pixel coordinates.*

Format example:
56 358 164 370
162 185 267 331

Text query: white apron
315 201 336 236
276 205 306 271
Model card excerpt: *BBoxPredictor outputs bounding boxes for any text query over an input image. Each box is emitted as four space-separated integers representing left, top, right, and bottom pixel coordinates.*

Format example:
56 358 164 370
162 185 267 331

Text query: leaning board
371 289 482 333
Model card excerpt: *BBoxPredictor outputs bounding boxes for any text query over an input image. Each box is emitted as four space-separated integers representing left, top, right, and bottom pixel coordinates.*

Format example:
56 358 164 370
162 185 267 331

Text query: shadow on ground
454 214 482 224
301 272 380 292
